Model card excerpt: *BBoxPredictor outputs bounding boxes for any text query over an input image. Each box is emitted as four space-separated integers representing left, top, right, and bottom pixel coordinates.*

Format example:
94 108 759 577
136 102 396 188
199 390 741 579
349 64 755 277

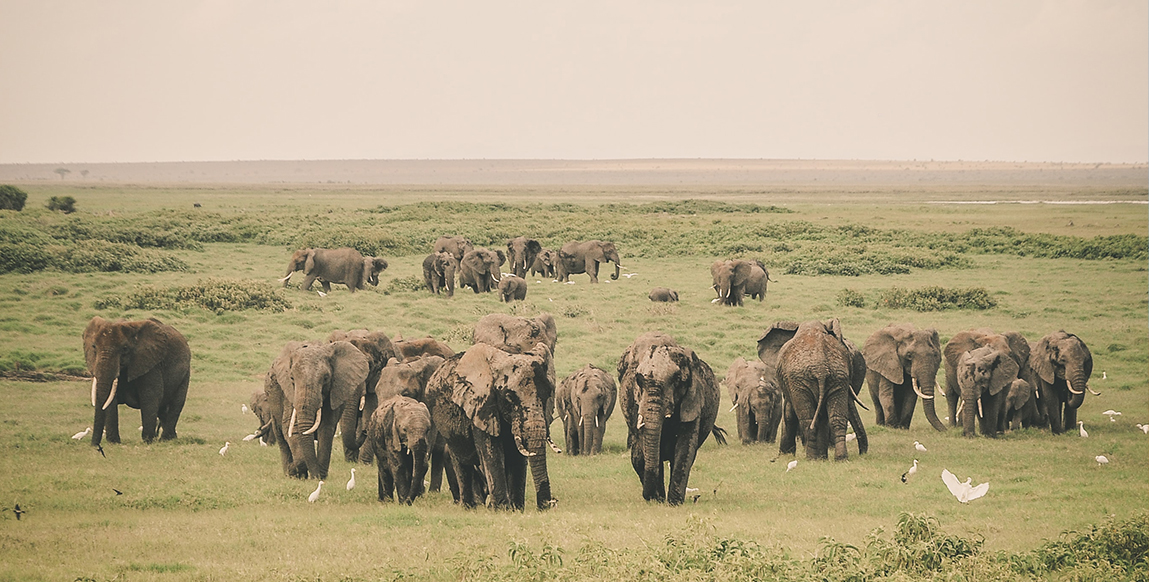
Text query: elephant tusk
1087 387 1101 396
595 415 599 428
729 402 739 413
1066 381 1083 395
301 408 322 435
547 438 562 454
977 398 983 419
912 378 934 400
514 435 536 457
102 378 118 410
637 414 644 429
278 274 292 282
1034 387 1040 400
287 408 298 438
91 377 98 407
359 395 365 411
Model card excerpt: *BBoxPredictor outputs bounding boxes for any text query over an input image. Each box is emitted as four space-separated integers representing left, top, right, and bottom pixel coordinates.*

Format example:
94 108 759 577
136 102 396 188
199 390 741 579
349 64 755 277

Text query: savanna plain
0 176 1147 581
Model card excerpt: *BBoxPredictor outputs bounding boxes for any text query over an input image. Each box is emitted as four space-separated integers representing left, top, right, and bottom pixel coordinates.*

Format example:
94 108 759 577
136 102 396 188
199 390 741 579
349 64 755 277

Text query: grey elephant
1003 379 1041 431
367 355 445 495
506 236 542 278
710 259 754 306
648 287 679 302
281 248 388 293
392 336 455 362
433 235 474 262
745 261 773 302
943 329 1030 437
426 342 556 510
459 247 506 293
422 251 459 297
498 275 528 302
861 323 946 431
1030 331 1095 435
955 346 1018 438
724 357 783 444
556 364 616 456
327 329 397 462
248 389 276 445
82 317 191 448
618 332 726 505
368 395 432 504
265 341 368 479
530 249 558 278
473 312 559 416
556 240 621 283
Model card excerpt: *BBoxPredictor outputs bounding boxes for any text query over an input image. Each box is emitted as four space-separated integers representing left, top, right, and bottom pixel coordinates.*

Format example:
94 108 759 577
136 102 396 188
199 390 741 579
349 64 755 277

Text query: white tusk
278 274 291 282
91 378 98 407
102 378 118 410
1087 387 1101 396
977 398 983 418
301 408 322 435
514 435 536 457
1067 381 1083 395
287 408 298 438
548 438 562 454
729 402 739 413
595 415 599 428
637 414 644 429
1034 387 1040 400
912 378 933 400
359 395 365 411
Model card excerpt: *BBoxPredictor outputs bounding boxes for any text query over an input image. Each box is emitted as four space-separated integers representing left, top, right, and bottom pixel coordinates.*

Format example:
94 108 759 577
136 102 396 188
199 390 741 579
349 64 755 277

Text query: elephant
943 329 1031 437
618 332 726 505
368 395 432 504
459 247 506 293
327 329 397 462
758 320 869 460
1030 331 1095 435
955 346 1019 438
648 287 679 302
264 341 369 479
473 313 558 356
555 364 617 456
426 342 556 510
723 357 783 444
710 259 754 306
248 389 276 445
506 236 542 278
433 235 474 262
281 248 388 293
367 355 445 495
422 251 459 297
861 323 946 431
1003 378 1041 431
82 317 191 448
556 240 621 283
392 336 455 362
745 261 772 302
498 275 528 302
530 249 558 279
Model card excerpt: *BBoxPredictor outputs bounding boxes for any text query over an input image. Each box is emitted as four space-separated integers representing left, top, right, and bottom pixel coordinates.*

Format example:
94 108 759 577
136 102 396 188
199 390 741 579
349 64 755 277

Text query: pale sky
1 1 1145 164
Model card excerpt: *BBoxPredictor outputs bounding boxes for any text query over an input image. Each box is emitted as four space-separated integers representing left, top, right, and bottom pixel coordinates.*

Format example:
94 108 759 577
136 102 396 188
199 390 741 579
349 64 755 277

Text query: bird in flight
113 488 123 496
1102 410 1121 422
941 469 989 503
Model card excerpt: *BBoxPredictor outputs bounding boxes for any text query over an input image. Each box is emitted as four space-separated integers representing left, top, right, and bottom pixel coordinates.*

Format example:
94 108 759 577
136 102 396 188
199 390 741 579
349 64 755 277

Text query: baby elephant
248 389 276 445
499 275 528 302
556 364 617 456
648 287 679 302
368 395 432 504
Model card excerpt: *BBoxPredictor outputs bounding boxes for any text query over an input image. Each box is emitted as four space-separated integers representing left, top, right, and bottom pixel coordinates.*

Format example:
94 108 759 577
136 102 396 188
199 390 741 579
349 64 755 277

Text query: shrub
46 196 77 213
384 275 425 294
113 279 292 314
46 240 188 273
836 288 866 308
877 286 997 311
0 185 28 211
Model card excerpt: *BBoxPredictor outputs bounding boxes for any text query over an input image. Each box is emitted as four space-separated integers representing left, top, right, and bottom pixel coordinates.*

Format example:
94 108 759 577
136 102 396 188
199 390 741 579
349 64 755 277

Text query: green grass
0 183 1146 581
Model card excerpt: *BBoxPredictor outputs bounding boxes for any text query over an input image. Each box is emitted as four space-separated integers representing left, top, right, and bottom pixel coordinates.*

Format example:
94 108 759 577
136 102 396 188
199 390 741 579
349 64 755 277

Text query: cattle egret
786 460 798 473
1102 410 1121 422
259 438 268 446
845 433 856 442
623 273 638 278
346 468 356 491
685 487 699 495
941 469 989 503
72 427 92 440
242 433 257 441
1102 371 1107 380
1095 455 1109 465
1137 424 1149 434
241 404 249 414
218 442 230 456
308 481 324 503
901 460 919 483
914 441 928 453
316 290 327 297
1078 421 1088 438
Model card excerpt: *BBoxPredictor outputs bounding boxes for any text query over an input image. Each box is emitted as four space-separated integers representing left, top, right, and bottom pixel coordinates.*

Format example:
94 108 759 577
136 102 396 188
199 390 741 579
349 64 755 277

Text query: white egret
623 273 638 278
1137 424 1149 434
1102 410 1121 422
242 433 257 441
1102 371 1107 380
941 469 989 503
901 460 919 483
308 481 324 503
685 487 699 495
346 468 356 491
1095 455 1109 465
316 290 327 297
1078 421 1088 438
72 427 92 440
241 404 249 414
786 460 798 473
914 441 928 453
846 433 856 442
218 442 230 456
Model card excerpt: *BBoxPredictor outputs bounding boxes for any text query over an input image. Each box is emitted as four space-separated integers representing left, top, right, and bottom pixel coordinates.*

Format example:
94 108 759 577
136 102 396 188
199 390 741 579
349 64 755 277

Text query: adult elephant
422 251 459 297
82 317 191 448
248 389 276 445
943 329 1030 436
745 261 772 302
433 235 474 262
710 259 754 306
556 364 616 456
618 332 725 505
473 313 558 356
327 329 397 462
530 249 558 278
392 336 455 361
955 346 1018 438
498 275 528 302
459 247 506 293
861 323 946 431
367 355 445 495
556 240 621 283
724 357 783 444
506 236 542 278
1030 331 1095 435
281 248 388 293
368 395 432 504
265 341 368 479
426 342 556 510
648 287 679 302
1003 379 1041 431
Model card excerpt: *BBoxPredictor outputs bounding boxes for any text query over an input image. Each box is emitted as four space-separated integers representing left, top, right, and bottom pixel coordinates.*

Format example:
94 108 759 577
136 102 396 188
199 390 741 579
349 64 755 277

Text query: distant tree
80 169 89 179
0 185 28 211
54 168 70 180
47 195 76 214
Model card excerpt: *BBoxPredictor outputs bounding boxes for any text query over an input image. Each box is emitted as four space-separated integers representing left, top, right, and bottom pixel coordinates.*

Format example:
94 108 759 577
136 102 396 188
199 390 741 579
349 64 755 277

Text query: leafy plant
836 288 866 308
107 279 292 314
0 185 28 211
877 286 997 311
47 195 77 214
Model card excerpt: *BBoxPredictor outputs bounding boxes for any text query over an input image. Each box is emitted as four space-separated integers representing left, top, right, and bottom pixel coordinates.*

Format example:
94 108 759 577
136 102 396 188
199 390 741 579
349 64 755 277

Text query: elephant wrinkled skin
422 251 459 297
459 247 506 293
724 357 783 444
862 323 946 431
282 247 387 293
556 364 617 456
506 236 542 278
1030 331 1094 435
368 395 432 504
943 329 1031 438
327 329 397 462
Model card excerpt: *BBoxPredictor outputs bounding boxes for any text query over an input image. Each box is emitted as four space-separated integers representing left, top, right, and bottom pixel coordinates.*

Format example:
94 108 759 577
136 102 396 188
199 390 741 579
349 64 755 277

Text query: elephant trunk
640 397 664 502
444 264 456 297
409 439 429 499
339 402 360 462
289 398 322 478
90 357 121 447
755 403 770 442
1065 366 1089 409
914 375 947 432
579 414 594 456
962 388 978 437
524 418 552 509
611 261 620 280
591 411 605 455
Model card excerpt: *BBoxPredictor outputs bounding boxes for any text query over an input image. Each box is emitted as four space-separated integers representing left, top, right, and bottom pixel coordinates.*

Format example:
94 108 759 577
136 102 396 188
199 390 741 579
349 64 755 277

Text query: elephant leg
381 464 396 501
847 393 868 455
779 401 798 455
876 378 897 427
897 388 918 430
586 258 599 283
667 422 700 506
376 460 391 501
395 451 414 504
630 437 645 481
341 405 360 462
157 377 188 441
829 391 849 461
313 405 338 479
473 430 509 509
300 274 318 291
103 401 122 444
1044 390 1064 434
1063 403 1077 436
754 408 769 442
321 280 332 293
273 424 298 477
502 437 528 511
565 420 578 456
429 437 446 492
946 389 960 428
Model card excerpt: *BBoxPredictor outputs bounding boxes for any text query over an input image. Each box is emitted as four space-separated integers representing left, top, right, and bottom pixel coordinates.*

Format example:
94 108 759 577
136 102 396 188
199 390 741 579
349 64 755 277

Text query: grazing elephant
955 346 1018 438
1030 331 1095 435
758 320 869 460
745 261 772 302
618 332 726 505
556 240 621 283
327 329 397 462
368 395 432 504
861 323 946 431
724 357 783 444
82 317 191 448
943 329 1030 437
392 336 455 362
506 236 543 278
710 259 754 306
498 275 528 302
265 341 369 479
426 343 556 510
367 355 445 495
459 247 506 293
281 248 388 293
433 235 474 262
1003 379 1041 431
249 389 276 445
648 287 679 302
422 251 459 297
530 249 558 278
556 364 617 456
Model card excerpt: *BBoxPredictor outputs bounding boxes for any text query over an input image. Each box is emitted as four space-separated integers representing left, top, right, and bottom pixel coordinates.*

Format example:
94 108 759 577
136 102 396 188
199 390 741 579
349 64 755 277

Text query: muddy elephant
498 275 528 302
618 332 726 505
862 323 946 431
530 249 558 278
648 287 679 302
1003 379 1041 431
281 248 388 293
506 236 542 278
426 342 556 510
368 395 432 504
265 341 368 479
248 389 276 445
433 235 474 262
1030 331 1095 435
556 364 616 456
710 259 754 306
422 251 459 297
745 261 772 302
392 336 455 362
556 240 621 283
724 357 783 444
943 328 1030 437
366 355 445 495
955 346 1018 438
459 247 506 293
327 329 397 461
82 317 191 448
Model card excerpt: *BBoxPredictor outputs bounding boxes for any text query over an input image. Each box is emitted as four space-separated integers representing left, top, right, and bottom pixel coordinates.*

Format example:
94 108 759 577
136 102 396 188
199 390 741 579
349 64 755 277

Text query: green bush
46 195 77 213
0 185 28 211
110 279 292 314
384 275 425 294
877 286 997 311
836 288 866 308
46 240 188 273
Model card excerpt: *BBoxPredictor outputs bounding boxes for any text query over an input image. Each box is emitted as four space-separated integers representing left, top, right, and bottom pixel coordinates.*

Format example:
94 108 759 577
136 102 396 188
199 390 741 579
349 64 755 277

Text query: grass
0 183 1146 581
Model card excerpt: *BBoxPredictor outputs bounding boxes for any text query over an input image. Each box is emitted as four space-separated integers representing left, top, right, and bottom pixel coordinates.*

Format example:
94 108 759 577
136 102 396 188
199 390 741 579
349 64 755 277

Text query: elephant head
369 395 431 504
249 389 276 444
375 356 445 402
944 329 1030 433
282 248 312 286
531 249 558 278
556 364 617 456
473 313 558 390
957 346 1018 437
361 257 389 288
433 235 474 262
327 329 396 460
461 247 506 293
710 259 753 306
1031 331 1094 409
506 236 542 278
724 357 781 444
1004 379 1036 430
861 323 945 431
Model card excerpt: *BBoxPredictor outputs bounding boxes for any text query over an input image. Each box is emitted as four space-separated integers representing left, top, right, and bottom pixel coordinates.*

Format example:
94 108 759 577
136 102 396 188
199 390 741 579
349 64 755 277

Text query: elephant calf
249 389 276 445
724 357 782 444
530 249 558 279
648 287 679 302
556 364 617 456
498 275 528 302
368 395 432 504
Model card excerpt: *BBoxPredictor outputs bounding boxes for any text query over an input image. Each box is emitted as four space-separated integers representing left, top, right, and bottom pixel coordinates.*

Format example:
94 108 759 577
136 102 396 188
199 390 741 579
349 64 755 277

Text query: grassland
0 181 1146 581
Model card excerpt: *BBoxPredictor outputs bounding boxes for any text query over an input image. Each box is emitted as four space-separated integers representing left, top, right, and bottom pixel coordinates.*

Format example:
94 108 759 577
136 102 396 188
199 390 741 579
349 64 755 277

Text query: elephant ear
495 249 507 267
1009 379 1031 410
844 339 867 397
757 321 799 370
378 400 402 452
1030 335 1057 384
957 351 977 390
823 318 845 343
124 319 174 382
988 351 1019 396
732 260 753 287
326 341 369 412
679 350 712 423
944 331 986 371
536 313 558 351
1001 331 1030 371
526 239 541 257
452 344 500 437
374 257 389 272
862 326 910 384
303 249 317 275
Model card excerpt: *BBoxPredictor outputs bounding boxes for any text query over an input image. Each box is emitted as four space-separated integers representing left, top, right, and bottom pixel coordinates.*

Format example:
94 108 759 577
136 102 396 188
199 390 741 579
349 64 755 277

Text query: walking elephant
459 247 506 293
368 395 432 504
943 329 1030 437
422 251 458 296
506 236 542 278
556 364 616 456
955 346 1018 438
327 329 397 462
265 341 369 479
710 259 754 306
433 235 474 262
281 248 388 293
530 249 558 278
861 323 946 431
498 275 528 302
618 332 726 505
556 240 621 283
1003 379 1041 431
648 287 679 302
392 336 455 361
724 357 783 444
82 317 191 448
367 355 445 494
248 389 276 445
1030 331 1095 435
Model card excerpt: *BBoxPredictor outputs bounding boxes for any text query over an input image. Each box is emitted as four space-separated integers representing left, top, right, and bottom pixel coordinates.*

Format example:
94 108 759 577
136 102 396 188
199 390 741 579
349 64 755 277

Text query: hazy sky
1 1 1145 164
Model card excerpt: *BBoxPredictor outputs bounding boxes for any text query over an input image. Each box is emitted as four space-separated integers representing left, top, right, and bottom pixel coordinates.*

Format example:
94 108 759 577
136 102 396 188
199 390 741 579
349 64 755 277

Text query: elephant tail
710 425 729 446
810 376 828 431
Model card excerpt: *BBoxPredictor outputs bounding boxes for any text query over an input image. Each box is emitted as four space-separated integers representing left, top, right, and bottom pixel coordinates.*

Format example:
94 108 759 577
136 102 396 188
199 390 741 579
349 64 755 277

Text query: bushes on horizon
0 185 28 211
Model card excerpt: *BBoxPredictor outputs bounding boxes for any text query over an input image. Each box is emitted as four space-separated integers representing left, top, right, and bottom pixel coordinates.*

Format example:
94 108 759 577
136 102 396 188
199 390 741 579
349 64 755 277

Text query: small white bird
1078 421 1088 438
316 290 327 297
346 468 356 491
685 487 699 495
786 460 798 473
72 427 92 440
901 459 919 483
622 273 638 278
241 404 249 414
845 433 856 442
218 442 230 456
1102 371 1107 380
564 281 575 285
914 441 928 453
1095 455 1109 465
308 481 324 503
1102 410 1121 422
259 437 268 446
941 469 989 503
536 280 542 284
1137 424 1149 434
242 433 258 442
